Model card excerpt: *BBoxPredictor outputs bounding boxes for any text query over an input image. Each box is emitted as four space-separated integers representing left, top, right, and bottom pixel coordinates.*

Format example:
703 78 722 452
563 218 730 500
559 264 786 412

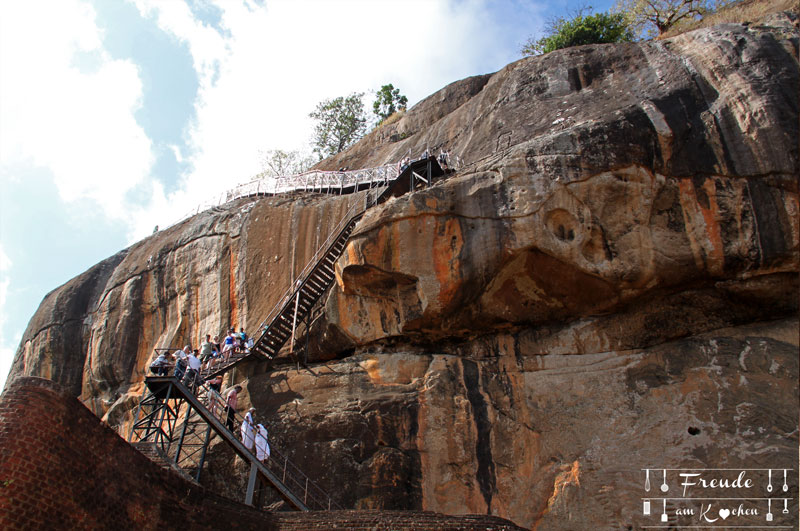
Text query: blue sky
0 0 615 387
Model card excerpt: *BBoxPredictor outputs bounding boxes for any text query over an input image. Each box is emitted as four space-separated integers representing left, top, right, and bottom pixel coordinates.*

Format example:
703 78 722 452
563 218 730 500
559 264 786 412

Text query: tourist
234 329 244 352
241 407 256 451
173 345 190 381
149 352 170 376
225 385 242 431
183 349 203 391
255 423 270 463
206 375 224 417
438 149 449 169
205 348 220 370
206 375 223 393
206 335 222 370
200 334 214 365
222 329 236 361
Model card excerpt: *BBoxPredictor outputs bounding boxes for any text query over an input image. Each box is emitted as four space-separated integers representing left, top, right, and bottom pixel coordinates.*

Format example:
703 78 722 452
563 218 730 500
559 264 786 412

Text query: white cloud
0 342 16 390
0 244 10 273
0 244 15 389
0 0 153 218
0 244 11 334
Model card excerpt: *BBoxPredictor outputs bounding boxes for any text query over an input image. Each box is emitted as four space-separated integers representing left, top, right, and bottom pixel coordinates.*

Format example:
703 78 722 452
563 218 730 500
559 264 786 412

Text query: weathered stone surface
6 13 799 530
9 192 367 421
244 317 798 529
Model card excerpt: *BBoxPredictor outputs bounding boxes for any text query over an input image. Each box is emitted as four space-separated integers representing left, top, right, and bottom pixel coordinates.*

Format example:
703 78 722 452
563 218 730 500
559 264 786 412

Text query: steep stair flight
201 155 445 378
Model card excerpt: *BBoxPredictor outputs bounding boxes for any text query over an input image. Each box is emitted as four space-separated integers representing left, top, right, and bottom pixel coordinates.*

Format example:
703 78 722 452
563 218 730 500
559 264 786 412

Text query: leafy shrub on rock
522 9 634 55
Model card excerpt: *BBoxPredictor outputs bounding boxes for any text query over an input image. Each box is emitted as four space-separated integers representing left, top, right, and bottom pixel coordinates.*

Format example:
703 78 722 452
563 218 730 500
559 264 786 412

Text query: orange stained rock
362 357 382 384
228 247 238 327
424 195 439 210
699 178 725 275
360 356 430 386
431 217 464 309
345 239 359 266
548 460 581 511
677 178 720 274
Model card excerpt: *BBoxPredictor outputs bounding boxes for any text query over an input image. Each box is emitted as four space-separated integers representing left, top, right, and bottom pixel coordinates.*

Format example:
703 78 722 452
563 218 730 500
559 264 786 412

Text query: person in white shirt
183 349 203 390
255 423 270 462
241 407 256 451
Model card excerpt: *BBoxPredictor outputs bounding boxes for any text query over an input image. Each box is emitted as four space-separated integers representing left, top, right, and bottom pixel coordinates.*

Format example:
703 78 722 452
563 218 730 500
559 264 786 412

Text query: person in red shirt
225 385 242 431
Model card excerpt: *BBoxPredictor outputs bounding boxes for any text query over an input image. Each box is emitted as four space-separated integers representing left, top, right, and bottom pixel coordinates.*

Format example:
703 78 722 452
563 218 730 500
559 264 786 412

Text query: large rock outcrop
6 13 799 530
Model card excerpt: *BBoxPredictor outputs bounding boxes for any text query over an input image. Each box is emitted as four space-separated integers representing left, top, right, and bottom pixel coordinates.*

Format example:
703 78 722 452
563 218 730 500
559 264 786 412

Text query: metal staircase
201 155 446 379
200 198 367 379
129 376 342 510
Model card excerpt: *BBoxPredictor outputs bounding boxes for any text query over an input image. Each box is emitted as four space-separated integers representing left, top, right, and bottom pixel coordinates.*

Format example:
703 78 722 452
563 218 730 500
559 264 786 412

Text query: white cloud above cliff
0 0 154 218
0 245 15 389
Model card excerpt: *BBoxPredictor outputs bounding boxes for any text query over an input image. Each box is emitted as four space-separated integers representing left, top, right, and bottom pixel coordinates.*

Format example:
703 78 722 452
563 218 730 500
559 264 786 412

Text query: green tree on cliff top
373 84 408 122
309 92 368 159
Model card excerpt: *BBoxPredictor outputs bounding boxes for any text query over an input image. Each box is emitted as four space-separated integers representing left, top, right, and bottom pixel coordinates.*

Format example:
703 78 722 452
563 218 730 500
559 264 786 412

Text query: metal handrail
164 164 398 233
252 154 443 348
191 382 342 510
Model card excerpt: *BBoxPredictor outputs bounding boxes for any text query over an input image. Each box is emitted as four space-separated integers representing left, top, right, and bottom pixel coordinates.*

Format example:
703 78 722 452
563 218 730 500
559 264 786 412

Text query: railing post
427 158 432 188
283 458 288 483
304 477 309 504
290 290 300 355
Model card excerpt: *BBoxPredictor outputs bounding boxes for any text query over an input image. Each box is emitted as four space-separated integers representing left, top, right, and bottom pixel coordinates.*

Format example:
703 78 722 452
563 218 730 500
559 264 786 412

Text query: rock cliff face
7 14 799 530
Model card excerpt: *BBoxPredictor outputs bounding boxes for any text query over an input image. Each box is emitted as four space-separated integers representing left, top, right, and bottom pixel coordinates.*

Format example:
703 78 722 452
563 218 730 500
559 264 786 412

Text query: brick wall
0 377 523 530
0 377 271 530
270 510 526 530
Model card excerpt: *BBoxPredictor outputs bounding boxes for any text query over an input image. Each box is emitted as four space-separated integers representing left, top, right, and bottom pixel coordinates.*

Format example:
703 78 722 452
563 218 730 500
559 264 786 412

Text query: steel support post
195 423 213 482
427 159 432 187
173 403 193 463
245 462 259 506
127 384 149 442
155 382 174 450
290 291 300 355
304 312 310 366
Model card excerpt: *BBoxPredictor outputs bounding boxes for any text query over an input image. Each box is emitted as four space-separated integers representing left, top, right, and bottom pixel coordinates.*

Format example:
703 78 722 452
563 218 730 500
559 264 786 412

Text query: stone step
132 442 199 485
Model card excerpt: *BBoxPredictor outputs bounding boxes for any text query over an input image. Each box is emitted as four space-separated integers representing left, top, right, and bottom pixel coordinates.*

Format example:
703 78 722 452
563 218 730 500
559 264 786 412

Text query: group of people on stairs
148 327 253 381
147 326 271 465
215 384 271 464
